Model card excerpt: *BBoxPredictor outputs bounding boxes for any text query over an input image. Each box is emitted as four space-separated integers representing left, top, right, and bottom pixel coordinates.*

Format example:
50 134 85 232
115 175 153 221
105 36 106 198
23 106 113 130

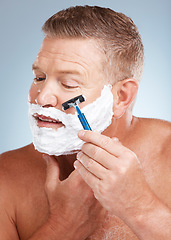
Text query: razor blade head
62 95 86 110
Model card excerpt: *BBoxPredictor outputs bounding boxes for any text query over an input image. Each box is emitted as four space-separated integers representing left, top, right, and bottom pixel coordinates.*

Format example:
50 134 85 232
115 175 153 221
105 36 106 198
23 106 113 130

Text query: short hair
42 5 144 84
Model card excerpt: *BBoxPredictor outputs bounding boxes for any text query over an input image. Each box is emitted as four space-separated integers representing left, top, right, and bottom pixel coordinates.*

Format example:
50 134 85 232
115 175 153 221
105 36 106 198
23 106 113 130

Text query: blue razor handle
75 105 92 131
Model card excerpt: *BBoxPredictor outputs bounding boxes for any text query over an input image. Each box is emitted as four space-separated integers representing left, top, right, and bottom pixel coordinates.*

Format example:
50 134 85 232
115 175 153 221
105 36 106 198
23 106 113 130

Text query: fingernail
78 130 85 138
112 137 119 142
77 152 81 160
74 160 79 169
77 151 82 160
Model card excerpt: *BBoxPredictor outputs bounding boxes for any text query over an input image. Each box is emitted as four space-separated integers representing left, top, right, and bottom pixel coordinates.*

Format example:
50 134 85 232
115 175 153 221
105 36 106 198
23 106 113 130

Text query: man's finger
78 130 124 157
77 151 109 179
81 143 117 170
74 160 100 193
43 154 60 192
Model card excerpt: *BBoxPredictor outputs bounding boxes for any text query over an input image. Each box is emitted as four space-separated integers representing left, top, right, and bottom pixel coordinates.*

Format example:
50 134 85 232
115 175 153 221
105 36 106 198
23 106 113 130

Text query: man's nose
36 79 58 107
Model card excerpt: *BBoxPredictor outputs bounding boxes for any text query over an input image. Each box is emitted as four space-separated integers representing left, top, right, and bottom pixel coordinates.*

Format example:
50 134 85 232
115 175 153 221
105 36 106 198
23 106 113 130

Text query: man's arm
27 221 80 240
126 131 171 239
27 155 104 240
0 173 77 240
75 130 171 240
0 152 104 240
125 195 171 240
0 165 20 240
0 208 20 240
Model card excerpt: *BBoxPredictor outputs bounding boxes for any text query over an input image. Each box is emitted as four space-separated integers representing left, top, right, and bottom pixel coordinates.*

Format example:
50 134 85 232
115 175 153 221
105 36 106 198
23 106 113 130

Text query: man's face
29 37 108 130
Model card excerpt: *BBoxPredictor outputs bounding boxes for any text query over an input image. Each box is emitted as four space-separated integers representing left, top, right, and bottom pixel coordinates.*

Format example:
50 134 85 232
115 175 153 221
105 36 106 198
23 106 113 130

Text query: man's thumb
43 154 60 192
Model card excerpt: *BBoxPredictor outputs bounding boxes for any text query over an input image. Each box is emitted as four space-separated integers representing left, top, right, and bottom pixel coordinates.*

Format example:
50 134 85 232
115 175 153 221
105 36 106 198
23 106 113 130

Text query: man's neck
103 111 136 142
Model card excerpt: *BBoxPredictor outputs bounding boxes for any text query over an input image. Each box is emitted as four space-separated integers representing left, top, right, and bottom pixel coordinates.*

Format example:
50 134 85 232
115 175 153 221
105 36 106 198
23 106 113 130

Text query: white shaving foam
28 85 113 156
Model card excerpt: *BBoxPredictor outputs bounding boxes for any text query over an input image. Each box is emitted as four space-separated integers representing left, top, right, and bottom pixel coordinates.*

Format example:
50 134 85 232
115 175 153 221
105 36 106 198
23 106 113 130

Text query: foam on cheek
28 85 114 156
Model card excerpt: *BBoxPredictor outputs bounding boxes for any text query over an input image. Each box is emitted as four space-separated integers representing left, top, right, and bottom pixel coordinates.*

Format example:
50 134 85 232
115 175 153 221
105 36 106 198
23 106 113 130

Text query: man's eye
62 83 78 89
34 77 46 81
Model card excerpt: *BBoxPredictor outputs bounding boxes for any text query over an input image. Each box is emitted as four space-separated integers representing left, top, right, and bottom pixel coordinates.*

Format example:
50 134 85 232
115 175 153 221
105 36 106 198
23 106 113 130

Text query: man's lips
33 114 61 123
33 114 64 128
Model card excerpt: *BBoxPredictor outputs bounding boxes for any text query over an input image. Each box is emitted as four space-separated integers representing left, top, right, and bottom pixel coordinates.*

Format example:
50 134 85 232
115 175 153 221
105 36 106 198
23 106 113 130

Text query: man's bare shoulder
137 117 170 131
0 143 45 168
135 117 171 161
0 144 46 195
0 146 48 238
1 143 39 161
135 117 171 141
149 118 171 164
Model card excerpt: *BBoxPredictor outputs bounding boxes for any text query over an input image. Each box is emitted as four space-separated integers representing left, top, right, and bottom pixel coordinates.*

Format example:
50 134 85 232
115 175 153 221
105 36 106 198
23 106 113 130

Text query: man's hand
42 154 104 240
75 130 154 221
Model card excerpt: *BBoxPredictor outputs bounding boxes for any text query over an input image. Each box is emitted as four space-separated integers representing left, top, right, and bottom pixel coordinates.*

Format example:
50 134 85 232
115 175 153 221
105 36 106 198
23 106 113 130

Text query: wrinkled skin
0 37 171 240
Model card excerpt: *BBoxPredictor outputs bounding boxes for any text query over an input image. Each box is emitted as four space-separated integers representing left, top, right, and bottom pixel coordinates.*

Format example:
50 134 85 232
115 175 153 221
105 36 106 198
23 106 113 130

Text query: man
0 5 171 240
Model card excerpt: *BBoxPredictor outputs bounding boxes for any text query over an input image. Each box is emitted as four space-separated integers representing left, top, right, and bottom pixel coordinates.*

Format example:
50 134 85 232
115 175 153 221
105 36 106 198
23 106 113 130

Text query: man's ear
112 79 139 119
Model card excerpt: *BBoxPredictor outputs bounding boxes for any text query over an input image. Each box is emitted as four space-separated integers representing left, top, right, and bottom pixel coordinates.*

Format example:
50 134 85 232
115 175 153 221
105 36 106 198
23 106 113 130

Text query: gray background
0 0 171 153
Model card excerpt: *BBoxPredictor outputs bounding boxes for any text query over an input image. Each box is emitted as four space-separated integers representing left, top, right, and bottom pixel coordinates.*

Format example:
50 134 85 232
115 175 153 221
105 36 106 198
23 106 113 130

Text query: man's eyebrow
58 70 85 84
57 70 82 76
32 64 84 82
32 64 82 76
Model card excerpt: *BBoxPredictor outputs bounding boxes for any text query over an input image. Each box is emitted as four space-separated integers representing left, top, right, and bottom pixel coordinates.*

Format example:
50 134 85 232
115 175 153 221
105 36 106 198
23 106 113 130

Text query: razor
62 95 92 131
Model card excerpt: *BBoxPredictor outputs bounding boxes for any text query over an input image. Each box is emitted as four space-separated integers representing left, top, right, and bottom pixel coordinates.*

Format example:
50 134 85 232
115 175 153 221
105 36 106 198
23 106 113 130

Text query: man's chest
17 202 138 240
86 212 138 240
16 151 169 240
15 181 138 240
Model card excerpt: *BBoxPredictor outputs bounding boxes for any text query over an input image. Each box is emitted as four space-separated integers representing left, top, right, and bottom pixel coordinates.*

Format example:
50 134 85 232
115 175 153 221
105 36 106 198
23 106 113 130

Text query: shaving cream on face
28 85 114 156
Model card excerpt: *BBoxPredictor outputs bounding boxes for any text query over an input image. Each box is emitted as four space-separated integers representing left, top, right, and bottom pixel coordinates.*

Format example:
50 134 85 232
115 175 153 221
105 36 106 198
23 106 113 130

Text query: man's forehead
42 36 99 49
34 37 104 73
39 37 102 62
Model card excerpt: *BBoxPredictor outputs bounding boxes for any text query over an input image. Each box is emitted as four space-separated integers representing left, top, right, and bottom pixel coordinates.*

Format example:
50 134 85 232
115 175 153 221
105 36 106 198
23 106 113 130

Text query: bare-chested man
0 5 171 240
